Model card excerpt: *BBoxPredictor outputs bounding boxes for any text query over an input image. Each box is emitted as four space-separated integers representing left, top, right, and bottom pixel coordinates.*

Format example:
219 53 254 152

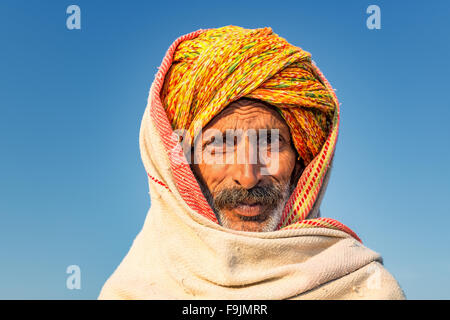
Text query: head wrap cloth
161 26 334 165
159 26 360 241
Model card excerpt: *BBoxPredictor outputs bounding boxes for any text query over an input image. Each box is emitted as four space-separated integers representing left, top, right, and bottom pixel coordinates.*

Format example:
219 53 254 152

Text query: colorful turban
160 25 336 165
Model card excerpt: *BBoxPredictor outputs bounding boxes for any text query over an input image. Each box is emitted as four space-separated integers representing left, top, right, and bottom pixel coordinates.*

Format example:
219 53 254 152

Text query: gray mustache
213 184 284 210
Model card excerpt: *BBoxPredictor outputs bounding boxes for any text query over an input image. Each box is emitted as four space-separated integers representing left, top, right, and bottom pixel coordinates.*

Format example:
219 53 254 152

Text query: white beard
216 182 291 232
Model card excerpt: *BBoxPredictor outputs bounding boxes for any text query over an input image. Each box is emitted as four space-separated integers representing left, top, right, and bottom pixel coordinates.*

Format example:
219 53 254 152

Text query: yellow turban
161 25 336 165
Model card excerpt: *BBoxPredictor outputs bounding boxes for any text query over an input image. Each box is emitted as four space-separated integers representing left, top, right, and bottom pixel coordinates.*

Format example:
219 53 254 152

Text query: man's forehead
206 99 288 129
220 99 277 115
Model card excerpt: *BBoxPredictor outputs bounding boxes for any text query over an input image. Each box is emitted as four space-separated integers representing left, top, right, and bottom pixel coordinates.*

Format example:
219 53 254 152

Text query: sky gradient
1 0 449 299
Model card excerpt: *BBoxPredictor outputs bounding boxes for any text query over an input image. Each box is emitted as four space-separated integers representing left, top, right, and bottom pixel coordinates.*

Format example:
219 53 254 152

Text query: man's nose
231 136 262 189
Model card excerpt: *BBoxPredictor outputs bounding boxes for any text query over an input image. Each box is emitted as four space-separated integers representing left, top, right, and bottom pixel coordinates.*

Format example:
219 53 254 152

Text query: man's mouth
232 202 265 217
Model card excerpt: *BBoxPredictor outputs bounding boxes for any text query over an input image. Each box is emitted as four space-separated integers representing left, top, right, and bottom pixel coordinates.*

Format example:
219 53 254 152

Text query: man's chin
222 220 273 232
217 209 282 232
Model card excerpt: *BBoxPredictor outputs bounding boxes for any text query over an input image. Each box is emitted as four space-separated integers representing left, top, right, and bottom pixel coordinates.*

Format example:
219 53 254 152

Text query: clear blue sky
1 0 449 299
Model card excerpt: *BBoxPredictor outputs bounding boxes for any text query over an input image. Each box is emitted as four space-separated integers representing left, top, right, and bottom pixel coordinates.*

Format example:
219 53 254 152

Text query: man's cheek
198 164 228 192
260 153 279 176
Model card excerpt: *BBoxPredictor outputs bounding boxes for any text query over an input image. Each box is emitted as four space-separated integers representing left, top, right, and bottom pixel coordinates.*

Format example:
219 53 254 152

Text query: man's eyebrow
200 126 291 143
256 124 291 141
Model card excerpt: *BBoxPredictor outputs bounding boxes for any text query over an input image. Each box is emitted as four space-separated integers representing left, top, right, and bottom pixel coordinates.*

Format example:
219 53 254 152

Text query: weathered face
191 99 302 232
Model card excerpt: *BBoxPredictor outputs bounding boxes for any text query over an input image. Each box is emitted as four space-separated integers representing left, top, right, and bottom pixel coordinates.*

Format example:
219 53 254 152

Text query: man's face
190 99 301 232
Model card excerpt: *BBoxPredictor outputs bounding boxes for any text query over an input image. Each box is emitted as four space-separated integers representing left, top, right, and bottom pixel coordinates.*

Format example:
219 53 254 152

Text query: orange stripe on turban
160 25 336 165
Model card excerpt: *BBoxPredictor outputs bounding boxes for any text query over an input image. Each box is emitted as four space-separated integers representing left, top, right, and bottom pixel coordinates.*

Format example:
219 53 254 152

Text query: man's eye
205 136 229 151
259 132 283 147
209 137 223 147
260 133 273 145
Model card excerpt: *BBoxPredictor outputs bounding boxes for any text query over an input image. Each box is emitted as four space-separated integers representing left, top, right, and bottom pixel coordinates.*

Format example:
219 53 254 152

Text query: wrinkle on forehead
216 98 282 119
205 99 290 137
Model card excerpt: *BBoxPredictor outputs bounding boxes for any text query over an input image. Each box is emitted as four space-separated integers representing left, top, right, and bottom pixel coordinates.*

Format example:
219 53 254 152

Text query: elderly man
99 26 405 299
